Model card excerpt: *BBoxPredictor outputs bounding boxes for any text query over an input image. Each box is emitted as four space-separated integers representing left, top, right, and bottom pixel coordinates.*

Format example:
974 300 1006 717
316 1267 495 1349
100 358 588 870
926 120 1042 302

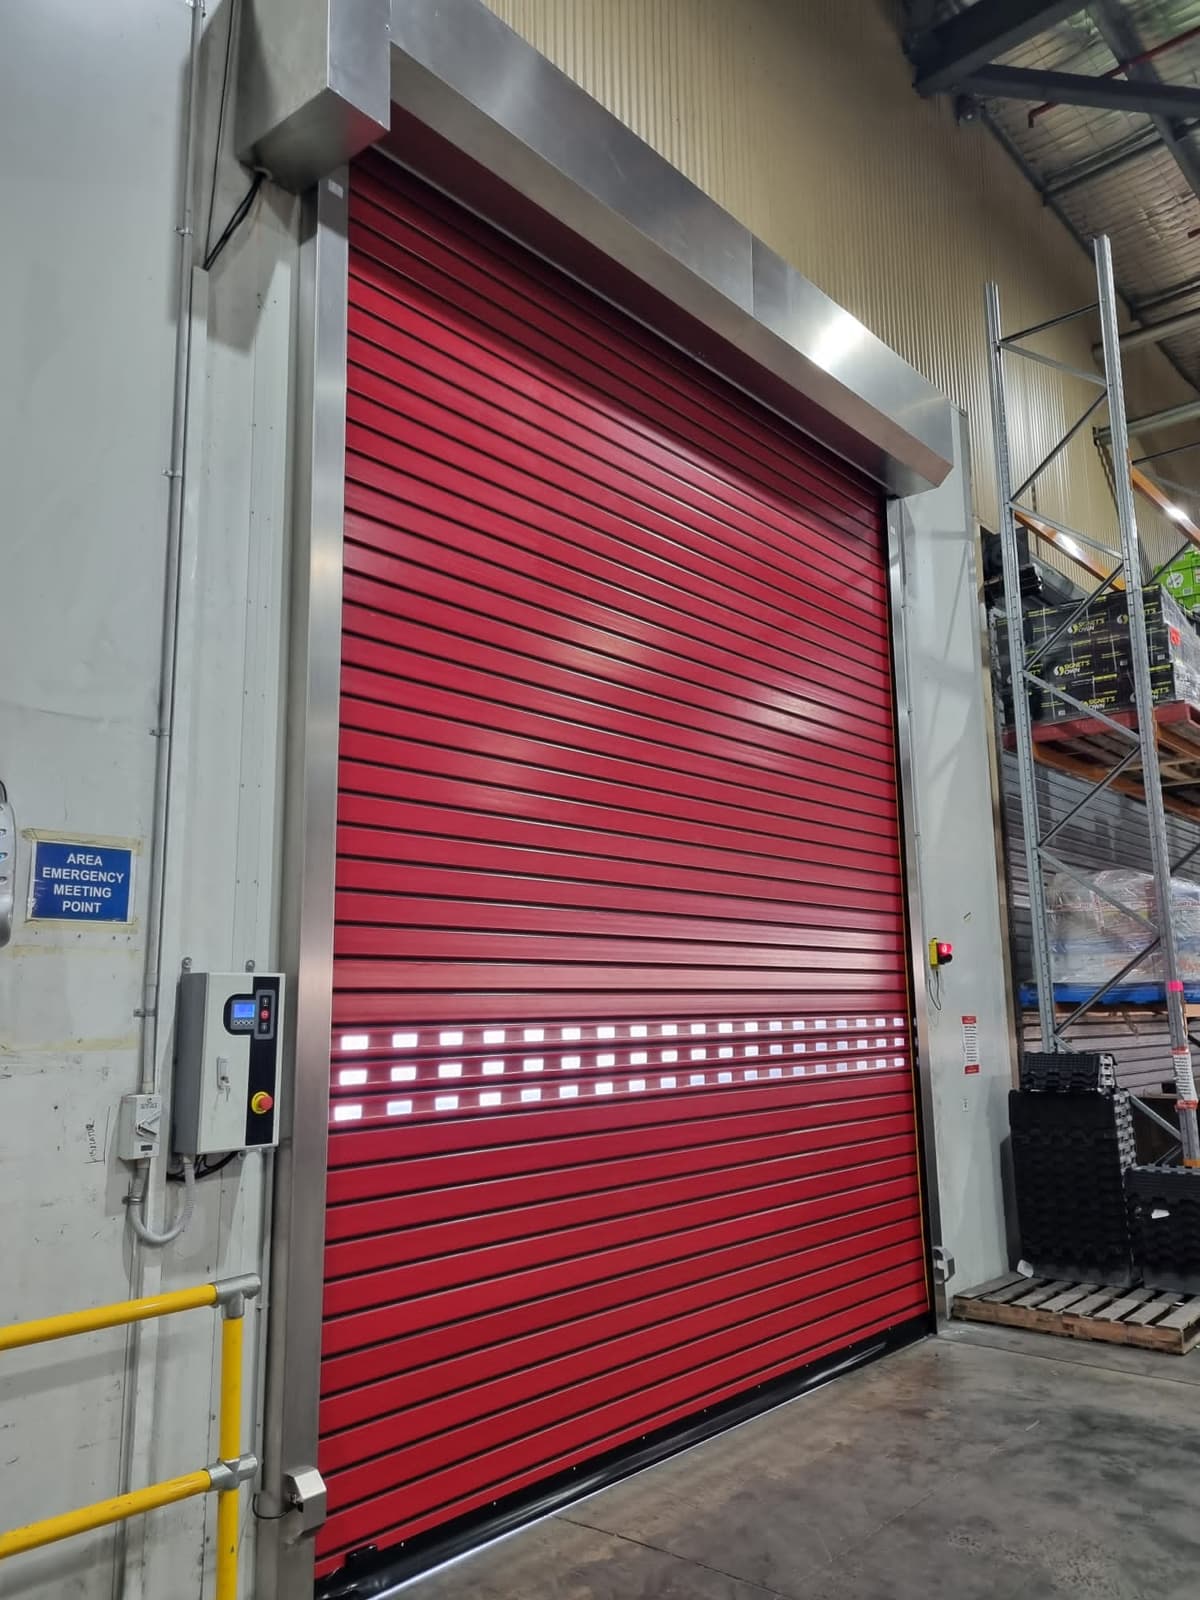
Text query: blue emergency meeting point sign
29 841 134 923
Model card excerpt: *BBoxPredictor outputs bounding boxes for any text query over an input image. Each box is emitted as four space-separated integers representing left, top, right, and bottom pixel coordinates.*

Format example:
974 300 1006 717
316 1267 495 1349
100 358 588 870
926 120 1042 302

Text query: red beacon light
928 938 954 968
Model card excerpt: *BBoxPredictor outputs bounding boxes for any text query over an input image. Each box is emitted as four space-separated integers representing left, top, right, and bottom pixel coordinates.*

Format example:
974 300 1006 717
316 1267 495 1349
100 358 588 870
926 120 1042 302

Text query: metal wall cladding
317 150 930 1575
483 0 1198 579
999 749 1200 1092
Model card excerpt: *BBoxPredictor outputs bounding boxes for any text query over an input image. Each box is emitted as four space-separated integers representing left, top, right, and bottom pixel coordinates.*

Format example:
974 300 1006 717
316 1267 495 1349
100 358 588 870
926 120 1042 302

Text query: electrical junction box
118 1093 163 1161
173 971 284 1156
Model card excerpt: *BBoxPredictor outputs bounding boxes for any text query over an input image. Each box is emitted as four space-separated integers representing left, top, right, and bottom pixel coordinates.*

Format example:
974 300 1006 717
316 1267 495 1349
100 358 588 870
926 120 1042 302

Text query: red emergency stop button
251 1091 274 1115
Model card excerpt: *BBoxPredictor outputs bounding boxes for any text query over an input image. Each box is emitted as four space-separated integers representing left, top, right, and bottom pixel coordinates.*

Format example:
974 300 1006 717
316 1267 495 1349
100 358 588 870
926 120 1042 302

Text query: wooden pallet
1006 701 1200 824
952 1272 1200 1355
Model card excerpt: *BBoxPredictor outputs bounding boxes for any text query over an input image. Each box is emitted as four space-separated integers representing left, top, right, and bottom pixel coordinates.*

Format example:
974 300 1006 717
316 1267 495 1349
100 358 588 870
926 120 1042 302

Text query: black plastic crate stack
1010 1052 1135 1283
1125 1166 1200 1293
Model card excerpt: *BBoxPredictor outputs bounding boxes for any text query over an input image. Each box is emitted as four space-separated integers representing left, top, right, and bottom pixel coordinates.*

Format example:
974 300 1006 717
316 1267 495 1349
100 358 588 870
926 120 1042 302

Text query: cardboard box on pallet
1160 545 1200 613
998 587 1200 726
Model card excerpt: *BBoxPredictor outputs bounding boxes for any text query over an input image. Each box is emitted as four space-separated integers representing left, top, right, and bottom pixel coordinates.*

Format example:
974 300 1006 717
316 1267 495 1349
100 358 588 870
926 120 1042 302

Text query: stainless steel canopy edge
238 0 955 495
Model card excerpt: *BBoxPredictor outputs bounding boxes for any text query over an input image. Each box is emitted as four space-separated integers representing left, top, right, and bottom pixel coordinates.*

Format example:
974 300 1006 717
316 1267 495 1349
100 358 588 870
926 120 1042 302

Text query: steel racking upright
985 234 1200 1168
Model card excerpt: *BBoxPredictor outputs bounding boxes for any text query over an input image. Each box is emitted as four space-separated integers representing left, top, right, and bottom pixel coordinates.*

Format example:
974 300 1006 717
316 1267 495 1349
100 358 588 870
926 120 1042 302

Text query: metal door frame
258 169 349 1600
253 10 967 1595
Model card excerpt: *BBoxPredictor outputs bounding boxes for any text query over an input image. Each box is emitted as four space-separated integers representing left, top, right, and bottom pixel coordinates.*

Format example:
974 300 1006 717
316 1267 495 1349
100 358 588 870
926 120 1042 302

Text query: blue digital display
231 1000 256 1022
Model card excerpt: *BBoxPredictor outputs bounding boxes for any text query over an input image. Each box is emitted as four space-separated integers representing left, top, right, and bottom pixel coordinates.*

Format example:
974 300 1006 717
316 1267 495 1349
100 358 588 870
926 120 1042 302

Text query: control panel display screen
230 999 256 1023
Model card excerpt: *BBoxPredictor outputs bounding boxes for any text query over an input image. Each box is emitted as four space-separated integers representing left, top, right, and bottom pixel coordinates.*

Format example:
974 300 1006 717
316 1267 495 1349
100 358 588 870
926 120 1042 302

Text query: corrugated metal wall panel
998 749 1200 1090
316 151 929 1577
483 0 1197 575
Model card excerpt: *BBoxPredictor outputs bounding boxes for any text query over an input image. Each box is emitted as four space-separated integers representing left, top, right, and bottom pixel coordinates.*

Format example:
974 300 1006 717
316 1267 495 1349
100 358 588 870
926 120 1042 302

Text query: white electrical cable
125 1158 196 1247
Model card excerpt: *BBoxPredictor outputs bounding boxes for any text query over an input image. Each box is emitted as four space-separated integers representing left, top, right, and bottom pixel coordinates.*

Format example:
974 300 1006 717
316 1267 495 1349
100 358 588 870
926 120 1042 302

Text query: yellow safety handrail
0 1282 220 1351
0 1272 260 1600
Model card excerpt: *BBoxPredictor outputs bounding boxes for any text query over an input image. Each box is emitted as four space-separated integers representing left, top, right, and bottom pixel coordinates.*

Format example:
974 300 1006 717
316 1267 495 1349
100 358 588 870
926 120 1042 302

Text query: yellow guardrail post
0 1273 261 1599
216 1284 248 1600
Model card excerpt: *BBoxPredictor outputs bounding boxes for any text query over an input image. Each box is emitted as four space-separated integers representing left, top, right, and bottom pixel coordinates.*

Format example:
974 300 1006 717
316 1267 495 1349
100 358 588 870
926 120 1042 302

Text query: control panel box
173 972 284 1156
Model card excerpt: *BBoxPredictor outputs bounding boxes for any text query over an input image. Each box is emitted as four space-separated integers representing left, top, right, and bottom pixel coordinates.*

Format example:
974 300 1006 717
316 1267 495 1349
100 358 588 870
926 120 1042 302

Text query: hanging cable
166 1150 238 1183
926 964 943 1014
204 0 241 260
125 1158 197 1247
203 170 266 273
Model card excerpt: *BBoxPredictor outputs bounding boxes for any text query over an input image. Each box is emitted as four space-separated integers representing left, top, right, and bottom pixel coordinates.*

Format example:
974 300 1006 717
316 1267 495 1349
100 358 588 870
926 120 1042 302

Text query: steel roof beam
963 62 1200 117
1088 2 1200 228
1136 309 1200 353
1134 272 1200 315
1043 125 1172 196
911 0 1084 95
1098 396 1200 443
1096 305 1200 355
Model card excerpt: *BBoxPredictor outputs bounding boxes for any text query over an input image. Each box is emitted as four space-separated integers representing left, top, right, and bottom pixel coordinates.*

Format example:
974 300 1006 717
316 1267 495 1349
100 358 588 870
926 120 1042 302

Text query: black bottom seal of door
315 1310 932 1598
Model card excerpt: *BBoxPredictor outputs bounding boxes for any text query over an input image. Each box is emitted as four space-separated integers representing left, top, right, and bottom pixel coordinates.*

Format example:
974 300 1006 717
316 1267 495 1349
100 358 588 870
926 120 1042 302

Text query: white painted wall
0 3 298 1595
895 413 1016 1304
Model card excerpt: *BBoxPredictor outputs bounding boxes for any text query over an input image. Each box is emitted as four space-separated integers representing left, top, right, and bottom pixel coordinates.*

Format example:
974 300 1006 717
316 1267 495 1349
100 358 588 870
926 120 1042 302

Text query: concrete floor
407 1324 1200 1600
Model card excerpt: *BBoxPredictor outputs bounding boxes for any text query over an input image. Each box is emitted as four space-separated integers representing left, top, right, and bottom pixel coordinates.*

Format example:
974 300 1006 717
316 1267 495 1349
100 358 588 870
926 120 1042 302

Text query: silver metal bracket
931 1244 955 1284
282 1466 328 1540
208 1453 259 1492
214 1272 263 1309
0 780 15 949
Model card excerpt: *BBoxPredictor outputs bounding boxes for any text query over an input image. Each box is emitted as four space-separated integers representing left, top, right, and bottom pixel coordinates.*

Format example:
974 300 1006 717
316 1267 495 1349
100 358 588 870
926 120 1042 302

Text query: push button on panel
250 1091 274 1115
254 988 276 1040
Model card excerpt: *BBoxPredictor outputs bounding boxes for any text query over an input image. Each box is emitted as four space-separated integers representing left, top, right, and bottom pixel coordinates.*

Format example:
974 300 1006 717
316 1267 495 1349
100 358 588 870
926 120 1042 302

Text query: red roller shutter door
318 150 929 1575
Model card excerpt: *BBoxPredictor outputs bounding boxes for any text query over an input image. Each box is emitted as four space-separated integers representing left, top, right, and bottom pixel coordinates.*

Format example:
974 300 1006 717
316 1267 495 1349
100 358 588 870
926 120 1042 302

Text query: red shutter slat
316 150 929 1576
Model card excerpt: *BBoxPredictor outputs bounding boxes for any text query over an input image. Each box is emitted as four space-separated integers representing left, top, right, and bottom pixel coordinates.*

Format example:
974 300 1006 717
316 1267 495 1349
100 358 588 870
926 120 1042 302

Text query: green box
1160 546 1200 606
